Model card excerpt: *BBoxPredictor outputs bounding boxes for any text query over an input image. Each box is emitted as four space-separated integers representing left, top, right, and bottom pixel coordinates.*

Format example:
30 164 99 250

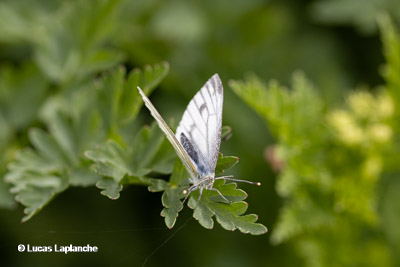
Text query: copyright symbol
18 244 25 252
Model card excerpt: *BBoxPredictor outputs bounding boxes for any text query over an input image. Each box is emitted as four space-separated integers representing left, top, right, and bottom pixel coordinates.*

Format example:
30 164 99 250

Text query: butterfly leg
209 188 232 204
194 187 204 208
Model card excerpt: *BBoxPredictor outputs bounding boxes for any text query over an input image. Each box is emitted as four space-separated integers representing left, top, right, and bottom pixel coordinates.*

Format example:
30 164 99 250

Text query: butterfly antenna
181 188 203 208
215 175 261 186
181 185 195 206
181 181 202 206
181 191 190 207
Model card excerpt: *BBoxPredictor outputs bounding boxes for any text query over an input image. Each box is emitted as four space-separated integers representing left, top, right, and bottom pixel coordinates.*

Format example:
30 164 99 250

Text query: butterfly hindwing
176 74 223 176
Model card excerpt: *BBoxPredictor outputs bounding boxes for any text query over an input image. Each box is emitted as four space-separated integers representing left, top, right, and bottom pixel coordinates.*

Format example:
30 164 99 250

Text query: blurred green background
1 0 399 266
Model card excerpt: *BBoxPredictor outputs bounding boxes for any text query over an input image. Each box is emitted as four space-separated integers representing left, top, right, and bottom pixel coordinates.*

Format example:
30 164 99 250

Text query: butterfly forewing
137 87 198 179
176 74 223 175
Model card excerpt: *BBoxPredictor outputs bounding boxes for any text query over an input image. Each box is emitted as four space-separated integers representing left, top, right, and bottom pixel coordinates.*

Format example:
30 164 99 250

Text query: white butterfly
137 74 260 206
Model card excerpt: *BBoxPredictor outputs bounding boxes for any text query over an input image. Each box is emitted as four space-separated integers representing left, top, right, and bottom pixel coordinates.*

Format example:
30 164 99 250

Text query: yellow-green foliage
230 16 400 267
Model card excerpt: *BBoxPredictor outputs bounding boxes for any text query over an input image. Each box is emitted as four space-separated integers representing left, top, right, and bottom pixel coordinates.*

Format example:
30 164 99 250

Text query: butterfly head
182 173 215 196
201 173 216 190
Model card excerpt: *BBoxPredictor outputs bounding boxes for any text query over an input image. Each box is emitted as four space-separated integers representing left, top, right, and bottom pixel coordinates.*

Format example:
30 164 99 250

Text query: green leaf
80 48 125 78
29 128 67 165
0 63 48 209
270 198 335 244
96 66 125 137
7 148 60 175
221 125 232 141
148 179 169 192
69 168 101 187
146 152 266 233
6 110 101 222
96 178 122 200
147 136 176 174
6 170 68 223
0 1 52 43
0 172 16 209
33 0 124 83
131 124 166 173
231 66 398 264
119 62 170 124
85 140 134 181
159 160 187 229
96 62 169 136
160 188 185 229
379 14 400 106
85 123 175 199
381 174 400 256
5 62 170 221
188 179 267 235
230 72 324 146
0 63 48 130
215 153 239 175
49 112 80 166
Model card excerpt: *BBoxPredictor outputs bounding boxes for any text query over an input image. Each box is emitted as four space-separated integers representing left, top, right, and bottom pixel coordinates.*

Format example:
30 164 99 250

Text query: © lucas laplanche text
19 244 98 254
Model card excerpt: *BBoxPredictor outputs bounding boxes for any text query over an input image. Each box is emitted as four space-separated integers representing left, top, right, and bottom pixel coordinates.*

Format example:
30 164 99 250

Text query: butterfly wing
176 74 223 176
137 87 198 179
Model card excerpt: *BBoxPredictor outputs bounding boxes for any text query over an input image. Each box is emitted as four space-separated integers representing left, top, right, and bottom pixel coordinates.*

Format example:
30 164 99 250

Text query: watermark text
18 244 98 254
